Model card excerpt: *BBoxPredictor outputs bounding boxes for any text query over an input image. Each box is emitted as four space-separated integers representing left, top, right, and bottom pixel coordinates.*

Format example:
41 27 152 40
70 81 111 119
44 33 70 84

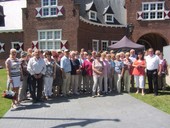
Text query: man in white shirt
145 48 161 96
27 49 46 102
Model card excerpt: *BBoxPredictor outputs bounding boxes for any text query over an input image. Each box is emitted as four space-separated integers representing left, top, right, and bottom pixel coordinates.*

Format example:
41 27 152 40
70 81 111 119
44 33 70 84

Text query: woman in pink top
132 52 146 95
82 52 93 93
92 53 103 97
101 52 110 94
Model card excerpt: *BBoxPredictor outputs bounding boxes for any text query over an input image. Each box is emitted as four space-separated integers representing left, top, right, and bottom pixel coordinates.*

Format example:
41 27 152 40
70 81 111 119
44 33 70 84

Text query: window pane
54 41 61 49
39 42 46 49
51 8 57 15
90 12 96 19
150 4 156 10
14 43 20 51
102 42 107 51
43 8 49 16
92 42 97 51
106 15 113 21
157 12 163 19
40 32 46 40
47 42 53 49
54 31 61 39
150 12 156 19
157 3 163 10
143 4 149 11
43 0 49 6
47 31 53 39
51 0 57 5
143 12 149 19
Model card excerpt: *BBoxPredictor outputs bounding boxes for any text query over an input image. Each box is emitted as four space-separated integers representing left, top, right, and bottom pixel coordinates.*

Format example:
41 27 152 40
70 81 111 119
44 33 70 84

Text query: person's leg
147 70 153 93
66 73 71 95
134 75 139 93
18 75 28 101
103 76 108 93
48 77 53 96
139 75 145 95
31 76 37 101
74 75 79 94
117 74 122 93
92 76 98 96
152 70 158 96
37 76 43 100
98 76 104 95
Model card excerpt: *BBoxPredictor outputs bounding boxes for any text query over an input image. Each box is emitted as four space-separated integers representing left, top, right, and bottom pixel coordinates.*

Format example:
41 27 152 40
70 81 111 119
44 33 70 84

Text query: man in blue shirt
60 49 72 96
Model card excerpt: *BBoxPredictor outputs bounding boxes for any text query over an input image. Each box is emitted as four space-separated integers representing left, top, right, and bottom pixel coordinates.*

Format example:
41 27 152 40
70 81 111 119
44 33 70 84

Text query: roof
108 36 144 50
75 0 127 26
0 0 26 33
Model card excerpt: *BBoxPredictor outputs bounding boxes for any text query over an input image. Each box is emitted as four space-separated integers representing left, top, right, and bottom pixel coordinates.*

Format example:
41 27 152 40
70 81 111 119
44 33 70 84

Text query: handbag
2 83 16 99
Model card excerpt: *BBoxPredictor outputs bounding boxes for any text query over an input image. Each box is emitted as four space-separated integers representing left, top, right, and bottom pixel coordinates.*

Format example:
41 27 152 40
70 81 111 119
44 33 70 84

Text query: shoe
11 104 17 108
141 93 145 96
135 91 139 94
97 93 101 97
92 95 95 98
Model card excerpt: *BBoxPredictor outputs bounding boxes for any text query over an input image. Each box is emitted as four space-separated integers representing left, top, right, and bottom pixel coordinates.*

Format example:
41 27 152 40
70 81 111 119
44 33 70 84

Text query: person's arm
92 61 102 75
27 58 34 75
5 59 12 83
53 61 57 79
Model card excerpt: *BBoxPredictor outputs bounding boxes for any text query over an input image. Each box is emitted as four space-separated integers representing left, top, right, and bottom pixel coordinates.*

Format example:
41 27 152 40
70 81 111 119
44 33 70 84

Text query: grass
130 86 170 114
0 69 11 118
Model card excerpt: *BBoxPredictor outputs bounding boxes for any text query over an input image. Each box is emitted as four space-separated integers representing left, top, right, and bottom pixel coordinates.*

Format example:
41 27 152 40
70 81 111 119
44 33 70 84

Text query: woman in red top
132 52 146 95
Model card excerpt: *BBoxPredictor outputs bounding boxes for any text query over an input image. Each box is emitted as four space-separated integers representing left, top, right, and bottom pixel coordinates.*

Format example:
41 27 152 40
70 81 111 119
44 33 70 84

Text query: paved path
0 93 170 128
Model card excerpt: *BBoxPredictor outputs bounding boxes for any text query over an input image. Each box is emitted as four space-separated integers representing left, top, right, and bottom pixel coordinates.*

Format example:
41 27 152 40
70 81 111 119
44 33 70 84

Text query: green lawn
130 86 170 114
0 69 11 118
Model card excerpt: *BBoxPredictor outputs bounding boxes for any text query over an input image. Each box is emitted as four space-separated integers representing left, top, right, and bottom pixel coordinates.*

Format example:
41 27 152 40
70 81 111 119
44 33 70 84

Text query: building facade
0 0 170 67
126 0 170 51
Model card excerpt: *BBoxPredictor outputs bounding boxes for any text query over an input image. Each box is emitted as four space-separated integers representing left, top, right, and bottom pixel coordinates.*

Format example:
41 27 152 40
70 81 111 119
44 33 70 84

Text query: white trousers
44 76 53 96
92 76 103 94
134 75 144 89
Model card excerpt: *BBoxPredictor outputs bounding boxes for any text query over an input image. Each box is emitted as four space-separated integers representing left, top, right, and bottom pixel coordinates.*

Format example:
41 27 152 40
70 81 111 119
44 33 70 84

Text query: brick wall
126 0 170 44
78 21 126 51
0 32 23 67
23 0 79 51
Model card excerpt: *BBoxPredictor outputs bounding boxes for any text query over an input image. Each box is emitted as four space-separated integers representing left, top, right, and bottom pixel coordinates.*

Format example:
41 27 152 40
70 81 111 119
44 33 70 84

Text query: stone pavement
0 93 170 128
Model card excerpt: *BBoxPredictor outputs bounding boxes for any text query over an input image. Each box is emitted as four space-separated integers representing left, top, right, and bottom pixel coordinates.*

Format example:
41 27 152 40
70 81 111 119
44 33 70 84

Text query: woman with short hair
5 48 22 108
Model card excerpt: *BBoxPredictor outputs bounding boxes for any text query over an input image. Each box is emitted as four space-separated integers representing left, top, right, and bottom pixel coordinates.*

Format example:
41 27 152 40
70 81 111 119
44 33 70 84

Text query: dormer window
103 5 114 23
105 14 114 23
86 1 97 21
89 10 97 21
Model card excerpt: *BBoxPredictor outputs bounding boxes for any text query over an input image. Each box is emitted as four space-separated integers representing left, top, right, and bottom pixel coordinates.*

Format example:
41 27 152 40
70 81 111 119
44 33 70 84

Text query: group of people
5 47 169 108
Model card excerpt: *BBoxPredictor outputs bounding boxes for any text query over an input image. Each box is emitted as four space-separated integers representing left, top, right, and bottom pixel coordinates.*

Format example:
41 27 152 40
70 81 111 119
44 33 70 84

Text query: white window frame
11 42 23 53
111 40 118 45
38 29 62 51
92 40 99 52
89 10 97 21
105 14 114 23
101 40 108 51
142 1 165 20
41 0 58 17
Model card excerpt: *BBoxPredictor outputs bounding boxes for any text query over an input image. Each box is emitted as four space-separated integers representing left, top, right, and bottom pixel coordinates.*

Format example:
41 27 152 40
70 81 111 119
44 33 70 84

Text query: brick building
0 0 170 67
126 0 170 51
